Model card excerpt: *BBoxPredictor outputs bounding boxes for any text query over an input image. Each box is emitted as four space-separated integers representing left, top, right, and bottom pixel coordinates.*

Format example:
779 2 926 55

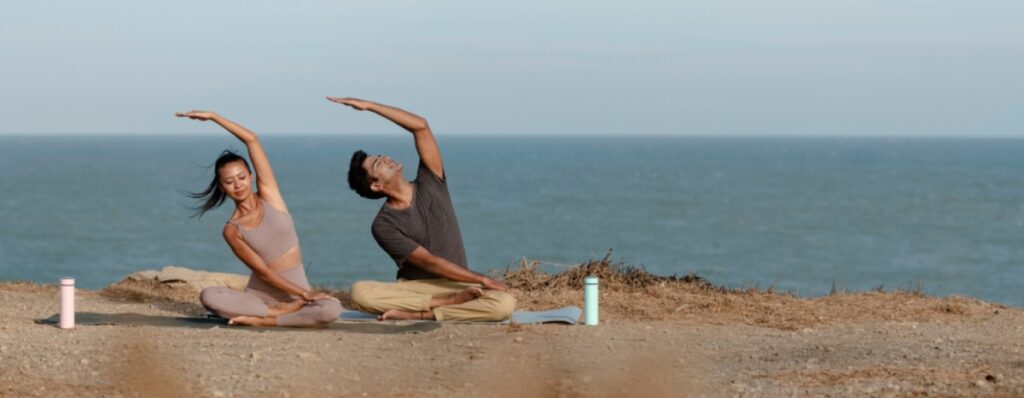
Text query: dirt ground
2 269 1023 398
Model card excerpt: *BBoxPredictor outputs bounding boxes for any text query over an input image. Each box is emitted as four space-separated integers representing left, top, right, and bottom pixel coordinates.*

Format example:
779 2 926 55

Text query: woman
177 110 342 327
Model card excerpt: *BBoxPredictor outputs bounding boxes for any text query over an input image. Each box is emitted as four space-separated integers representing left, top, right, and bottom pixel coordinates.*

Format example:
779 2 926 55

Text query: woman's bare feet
379 309 435 321
429 287 484 308
228 316 277 326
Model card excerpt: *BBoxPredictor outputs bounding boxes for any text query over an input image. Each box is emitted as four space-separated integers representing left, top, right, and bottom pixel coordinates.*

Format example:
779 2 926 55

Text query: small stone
0 346 7 353
213 391 226 398
975 380 986 388
80 359 89 365
97 355 110 364
296 352 314 359
513 337 523 343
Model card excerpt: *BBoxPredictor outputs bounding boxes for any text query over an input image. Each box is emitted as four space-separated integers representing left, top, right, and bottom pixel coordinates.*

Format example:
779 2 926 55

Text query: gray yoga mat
340 306 582 324
36 312 441 334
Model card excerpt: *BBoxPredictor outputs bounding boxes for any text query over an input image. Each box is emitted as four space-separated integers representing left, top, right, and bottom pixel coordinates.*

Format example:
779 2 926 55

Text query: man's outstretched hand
326 96 373 111
481 277 512 294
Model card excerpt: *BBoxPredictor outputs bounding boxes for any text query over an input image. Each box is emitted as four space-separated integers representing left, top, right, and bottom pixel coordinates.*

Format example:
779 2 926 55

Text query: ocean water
1 135 1022 306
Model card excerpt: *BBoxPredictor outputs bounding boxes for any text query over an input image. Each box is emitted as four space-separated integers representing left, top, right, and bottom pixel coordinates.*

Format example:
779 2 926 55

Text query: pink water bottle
59 277 75 329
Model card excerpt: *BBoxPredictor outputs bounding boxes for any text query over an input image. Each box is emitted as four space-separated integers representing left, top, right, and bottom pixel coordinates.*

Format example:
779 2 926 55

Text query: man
329 96 515 321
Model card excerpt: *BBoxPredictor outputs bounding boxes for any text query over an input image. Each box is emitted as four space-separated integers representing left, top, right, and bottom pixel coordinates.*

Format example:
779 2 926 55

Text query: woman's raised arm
176 111 287 211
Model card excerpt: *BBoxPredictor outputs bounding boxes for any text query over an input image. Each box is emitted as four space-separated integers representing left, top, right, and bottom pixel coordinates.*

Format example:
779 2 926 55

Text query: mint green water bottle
584 276 599 326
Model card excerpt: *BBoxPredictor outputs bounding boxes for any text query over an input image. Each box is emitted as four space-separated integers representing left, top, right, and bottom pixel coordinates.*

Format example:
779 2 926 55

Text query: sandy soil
2 279 1023 398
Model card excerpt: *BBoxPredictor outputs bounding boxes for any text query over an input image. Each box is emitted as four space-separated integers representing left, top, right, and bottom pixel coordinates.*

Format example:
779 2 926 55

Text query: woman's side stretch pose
177 111 342 327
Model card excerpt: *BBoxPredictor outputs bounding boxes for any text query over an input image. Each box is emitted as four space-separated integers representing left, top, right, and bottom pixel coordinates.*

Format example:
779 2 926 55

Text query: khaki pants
349 279 515 322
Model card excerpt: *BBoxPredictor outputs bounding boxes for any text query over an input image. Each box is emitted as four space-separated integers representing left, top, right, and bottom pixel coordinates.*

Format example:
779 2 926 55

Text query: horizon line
1 132 1023 139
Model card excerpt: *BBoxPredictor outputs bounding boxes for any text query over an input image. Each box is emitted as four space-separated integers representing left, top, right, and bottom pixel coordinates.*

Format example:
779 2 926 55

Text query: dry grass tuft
499 253 1011 330
503 251 712 292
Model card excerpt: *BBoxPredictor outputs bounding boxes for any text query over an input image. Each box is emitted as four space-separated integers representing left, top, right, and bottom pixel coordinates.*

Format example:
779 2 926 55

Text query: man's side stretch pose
329 96 515 321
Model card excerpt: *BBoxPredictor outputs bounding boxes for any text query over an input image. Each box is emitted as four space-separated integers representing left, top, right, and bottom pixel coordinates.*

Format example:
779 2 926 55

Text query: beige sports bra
228 198 300 264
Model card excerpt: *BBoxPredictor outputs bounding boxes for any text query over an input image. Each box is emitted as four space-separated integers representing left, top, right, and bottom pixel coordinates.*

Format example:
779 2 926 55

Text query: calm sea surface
1 135 1021 306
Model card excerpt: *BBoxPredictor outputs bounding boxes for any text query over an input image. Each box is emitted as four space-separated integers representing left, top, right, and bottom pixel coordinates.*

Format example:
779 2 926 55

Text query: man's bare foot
267 300 306 317
430 287 484 308
379 309 435 321
229 316 277 326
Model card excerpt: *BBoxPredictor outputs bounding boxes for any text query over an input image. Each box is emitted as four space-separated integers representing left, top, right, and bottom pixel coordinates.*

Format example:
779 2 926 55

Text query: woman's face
217 160 252 202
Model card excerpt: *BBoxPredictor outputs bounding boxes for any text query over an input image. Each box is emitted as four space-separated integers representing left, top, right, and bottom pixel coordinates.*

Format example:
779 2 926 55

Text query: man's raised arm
327 97 445 179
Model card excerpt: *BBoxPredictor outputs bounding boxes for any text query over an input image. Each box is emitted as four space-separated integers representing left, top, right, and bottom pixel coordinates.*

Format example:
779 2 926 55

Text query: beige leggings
348 278 515 321
199 264 342 327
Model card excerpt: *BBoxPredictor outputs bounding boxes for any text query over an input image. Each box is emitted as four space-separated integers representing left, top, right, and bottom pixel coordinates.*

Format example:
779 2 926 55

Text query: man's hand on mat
326 96 372 111
175 111 218 121
481 277 512 294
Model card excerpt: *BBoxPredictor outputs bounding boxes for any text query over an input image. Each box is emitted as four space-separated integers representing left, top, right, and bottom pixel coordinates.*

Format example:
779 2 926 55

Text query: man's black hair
348 150 386 199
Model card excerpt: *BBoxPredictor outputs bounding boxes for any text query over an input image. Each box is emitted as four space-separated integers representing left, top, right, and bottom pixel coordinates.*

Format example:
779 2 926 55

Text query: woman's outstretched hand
301 291 335 302
326 96 373 111
175 111 218 121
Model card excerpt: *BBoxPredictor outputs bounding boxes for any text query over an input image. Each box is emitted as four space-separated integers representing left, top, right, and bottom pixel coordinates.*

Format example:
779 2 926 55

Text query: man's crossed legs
349 279 515 321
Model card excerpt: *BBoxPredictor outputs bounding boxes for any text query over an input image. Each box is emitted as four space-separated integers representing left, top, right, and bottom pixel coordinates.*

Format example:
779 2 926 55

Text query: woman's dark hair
187 150 251 218
348 150 385 199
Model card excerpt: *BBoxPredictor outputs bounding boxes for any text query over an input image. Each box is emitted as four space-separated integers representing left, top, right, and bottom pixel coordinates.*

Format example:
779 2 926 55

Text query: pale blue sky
1 1 1021 136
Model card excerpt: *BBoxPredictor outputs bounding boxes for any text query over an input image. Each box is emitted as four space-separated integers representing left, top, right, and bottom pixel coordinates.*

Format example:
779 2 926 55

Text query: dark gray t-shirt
371 162 468 280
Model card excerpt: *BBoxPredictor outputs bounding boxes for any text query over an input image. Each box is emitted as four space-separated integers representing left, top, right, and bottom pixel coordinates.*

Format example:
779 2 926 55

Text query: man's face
362 154 404 192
